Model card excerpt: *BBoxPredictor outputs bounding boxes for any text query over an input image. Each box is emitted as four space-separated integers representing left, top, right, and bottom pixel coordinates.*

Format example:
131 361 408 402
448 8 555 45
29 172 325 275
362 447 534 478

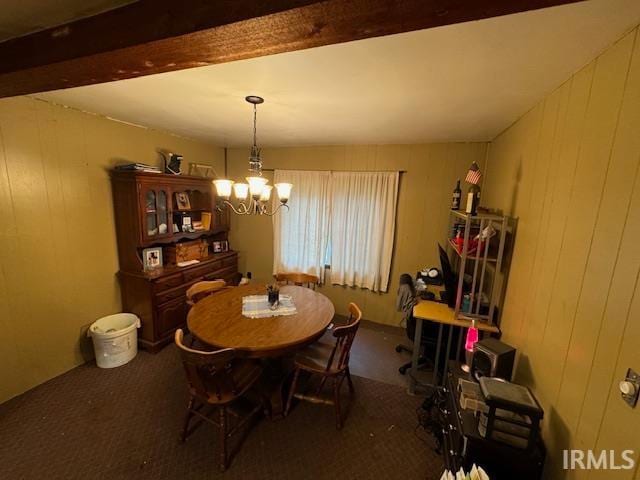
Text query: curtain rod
260 168 406 173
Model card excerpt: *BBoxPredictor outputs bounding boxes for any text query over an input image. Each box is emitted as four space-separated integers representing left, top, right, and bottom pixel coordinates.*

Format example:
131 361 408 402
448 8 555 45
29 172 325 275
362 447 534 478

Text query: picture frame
212 241 223 253
142 247 163 270
182 215 194 232
175 192 191 211
188 163 217 178
221 240 229 252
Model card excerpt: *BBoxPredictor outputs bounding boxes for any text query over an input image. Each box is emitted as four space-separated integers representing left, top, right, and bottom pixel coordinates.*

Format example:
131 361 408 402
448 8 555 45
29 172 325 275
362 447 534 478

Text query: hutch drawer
154 273 184 292
155 284 188 305
183 262 222 282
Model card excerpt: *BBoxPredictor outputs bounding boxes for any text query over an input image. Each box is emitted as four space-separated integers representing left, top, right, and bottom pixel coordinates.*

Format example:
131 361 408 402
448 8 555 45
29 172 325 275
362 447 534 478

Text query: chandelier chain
253 104 257 149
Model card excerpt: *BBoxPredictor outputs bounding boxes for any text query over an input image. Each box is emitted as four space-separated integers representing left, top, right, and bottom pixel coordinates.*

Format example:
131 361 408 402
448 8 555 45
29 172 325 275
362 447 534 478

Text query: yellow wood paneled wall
483 27 640 480
228 143 487 325
0 97 223 403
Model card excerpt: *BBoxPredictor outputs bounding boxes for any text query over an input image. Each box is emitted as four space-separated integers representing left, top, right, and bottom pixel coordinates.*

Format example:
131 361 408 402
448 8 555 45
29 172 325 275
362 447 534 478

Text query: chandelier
213 96 292 216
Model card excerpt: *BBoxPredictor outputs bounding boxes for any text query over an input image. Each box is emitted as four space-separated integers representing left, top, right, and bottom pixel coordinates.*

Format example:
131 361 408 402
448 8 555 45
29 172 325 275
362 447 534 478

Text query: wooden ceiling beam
0 0 585 98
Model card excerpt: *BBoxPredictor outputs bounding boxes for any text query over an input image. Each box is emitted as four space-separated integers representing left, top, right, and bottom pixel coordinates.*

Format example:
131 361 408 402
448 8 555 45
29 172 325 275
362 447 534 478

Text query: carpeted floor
0 343 443 480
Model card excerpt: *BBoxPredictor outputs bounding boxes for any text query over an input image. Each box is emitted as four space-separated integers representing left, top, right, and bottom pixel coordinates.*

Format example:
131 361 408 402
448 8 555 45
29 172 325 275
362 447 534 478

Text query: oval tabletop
187 283 335 357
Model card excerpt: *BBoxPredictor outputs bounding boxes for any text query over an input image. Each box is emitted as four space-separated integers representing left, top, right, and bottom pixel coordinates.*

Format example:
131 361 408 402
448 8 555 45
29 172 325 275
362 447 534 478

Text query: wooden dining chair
175 329 264 471
284 302 362 429
273 272 320 289
186 279 227 306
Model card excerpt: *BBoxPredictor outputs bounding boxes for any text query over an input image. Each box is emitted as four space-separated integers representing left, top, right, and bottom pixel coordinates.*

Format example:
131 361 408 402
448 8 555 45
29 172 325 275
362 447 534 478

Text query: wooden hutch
111 170 238 352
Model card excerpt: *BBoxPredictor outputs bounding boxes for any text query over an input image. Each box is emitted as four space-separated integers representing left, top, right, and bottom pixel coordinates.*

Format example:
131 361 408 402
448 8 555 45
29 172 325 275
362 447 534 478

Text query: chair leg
346 367 355 396
218 406 228 472
285 367 301 416
180 396 195 442
334 377 342 430
315 375 328 396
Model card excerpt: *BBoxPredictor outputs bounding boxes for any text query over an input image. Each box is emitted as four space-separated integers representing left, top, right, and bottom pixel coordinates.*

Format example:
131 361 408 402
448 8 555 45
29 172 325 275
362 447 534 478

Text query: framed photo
221 240 229 252
182 216 194 232
188 163 217 178
142 247 163 270
175 192 191 211
212 241 223 253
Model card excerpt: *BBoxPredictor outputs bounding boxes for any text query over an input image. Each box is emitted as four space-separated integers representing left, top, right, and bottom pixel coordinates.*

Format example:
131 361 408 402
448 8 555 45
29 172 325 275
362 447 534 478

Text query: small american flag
465 162 482 185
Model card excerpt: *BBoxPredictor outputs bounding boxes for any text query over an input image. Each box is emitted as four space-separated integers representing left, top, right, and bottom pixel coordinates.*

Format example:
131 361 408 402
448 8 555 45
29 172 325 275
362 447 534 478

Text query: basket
164 239 208 264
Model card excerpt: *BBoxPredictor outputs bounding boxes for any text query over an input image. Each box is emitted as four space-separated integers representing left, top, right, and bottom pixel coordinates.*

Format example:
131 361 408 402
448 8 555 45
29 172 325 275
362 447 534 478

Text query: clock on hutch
111 170 238 352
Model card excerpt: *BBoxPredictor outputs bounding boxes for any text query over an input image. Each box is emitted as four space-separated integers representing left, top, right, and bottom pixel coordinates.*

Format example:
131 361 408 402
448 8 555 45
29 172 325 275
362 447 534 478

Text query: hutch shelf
111 170 238 352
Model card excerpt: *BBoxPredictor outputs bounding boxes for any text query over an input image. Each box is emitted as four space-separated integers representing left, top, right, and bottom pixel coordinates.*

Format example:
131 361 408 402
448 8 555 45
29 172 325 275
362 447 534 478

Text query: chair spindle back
175 329 239 402
326 303 362 372
273 272 320 289
186 279 227 306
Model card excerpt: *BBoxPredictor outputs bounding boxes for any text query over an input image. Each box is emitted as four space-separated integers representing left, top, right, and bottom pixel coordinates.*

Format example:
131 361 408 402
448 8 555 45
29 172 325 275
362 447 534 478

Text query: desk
409 299 499 394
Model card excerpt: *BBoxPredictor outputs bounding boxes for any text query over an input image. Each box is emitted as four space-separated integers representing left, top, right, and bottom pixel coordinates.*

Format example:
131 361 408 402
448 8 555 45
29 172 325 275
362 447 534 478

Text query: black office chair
395 273 443 375
396 314 441 374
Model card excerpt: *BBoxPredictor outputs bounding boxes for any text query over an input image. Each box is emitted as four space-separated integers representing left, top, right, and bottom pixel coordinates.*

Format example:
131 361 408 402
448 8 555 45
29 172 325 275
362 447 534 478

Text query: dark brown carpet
0 345 443 480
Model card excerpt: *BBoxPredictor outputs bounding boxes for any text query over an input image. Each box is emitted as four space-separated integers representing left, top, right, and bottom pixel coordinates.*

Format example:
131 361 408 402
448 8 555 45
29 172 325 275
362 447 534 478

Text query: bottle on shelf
455 228 464 253
451 179 461 210
465 183 481 215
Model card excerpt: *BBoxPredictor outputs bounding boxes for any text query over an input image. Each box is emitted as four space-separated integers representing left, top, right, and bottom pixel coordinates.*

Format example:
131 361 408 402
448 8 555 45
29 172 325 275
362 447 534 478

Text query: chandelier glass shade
213 96 292 216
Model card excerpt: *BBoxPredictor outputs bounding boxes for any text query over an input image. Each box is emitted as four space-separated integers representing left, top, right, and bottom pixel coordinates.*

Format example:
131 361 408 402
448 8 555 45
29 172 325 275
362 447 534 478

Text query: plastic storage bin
88 313 141 368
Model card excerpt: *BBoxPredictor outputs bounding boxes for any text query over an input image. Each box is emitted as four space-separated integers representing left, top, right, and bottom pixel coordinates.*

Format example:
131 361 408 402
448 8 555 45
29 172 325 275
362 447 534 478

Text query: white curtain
272 170 331 282
329 171 399 292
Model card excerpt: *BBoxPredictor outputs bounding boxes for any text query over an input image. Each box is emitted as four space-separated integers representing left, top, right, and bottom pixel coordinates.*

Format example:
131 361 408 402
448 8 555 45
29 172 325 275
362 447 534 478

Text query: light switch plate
621 368 639 408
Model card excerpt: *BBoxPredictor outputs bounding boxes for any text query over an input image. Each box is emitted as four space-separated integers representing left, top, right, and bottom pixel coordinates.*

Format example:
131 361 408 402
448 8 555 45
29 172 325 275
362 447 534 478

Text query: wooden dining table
187 283 335 417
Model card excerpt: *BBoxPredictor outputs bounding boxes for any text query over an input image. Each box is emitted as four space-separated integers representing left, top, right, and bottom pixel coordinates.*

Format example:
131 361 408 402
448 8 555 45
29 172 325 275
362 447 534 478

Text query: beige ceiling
35 0 640 146
0 0 134 41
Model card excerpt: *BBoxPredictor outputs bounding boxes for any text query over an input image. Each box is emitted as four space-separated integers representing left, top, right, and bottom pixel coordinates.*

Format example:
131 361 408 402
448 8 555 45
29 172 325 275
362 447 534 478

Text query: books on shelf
115 163 161 173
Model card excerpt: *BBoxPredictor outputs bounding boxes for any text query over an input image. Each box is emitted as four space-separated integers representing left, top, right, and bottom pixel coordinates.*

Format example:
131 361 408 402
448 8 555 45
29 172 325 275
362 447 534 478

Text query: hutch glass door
142 185 171 242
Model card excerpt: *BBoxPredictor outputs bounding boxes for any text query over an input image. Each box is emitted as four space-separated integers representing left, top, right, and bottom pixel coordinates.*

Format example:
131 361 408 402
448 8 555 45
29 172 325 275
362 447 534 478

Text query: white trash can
88 313 141 368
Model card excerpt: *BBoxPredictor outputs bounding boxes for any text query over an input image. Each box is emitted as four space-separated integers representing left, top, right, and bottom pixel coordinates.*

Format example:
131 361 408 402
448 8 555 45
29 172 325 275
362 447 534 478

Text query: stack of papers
115 163 161 173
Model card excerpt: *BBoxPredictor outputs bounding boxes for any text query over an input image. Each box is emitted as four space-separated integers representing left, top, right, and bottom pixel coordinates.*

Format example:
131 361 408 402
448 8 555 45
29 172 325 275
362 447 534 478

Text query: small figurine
162 151 183 175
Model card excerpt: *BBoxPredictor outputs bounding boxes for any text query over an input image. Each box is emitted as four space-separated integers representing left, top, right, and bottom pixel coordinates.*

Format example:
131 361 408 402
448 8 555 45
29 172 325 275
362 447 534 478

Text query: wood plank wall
227 143 487 325
483 27 640 480
0 96 224 403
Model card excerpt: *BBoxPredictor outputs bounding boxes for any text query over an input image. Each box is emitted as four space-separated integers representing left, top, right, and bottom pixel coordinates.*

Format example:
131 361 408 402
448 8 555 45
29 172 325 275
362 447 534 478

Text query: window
272 170 331 282
329 171 398 292
273 170 399 293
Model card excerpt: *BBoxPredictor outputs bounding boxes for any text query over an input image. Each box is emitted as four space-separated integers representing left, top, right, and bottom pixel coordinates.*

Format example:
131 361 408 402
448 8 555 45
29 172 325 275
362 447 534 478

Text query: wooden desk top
187 283 335 358
413 300 499 333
